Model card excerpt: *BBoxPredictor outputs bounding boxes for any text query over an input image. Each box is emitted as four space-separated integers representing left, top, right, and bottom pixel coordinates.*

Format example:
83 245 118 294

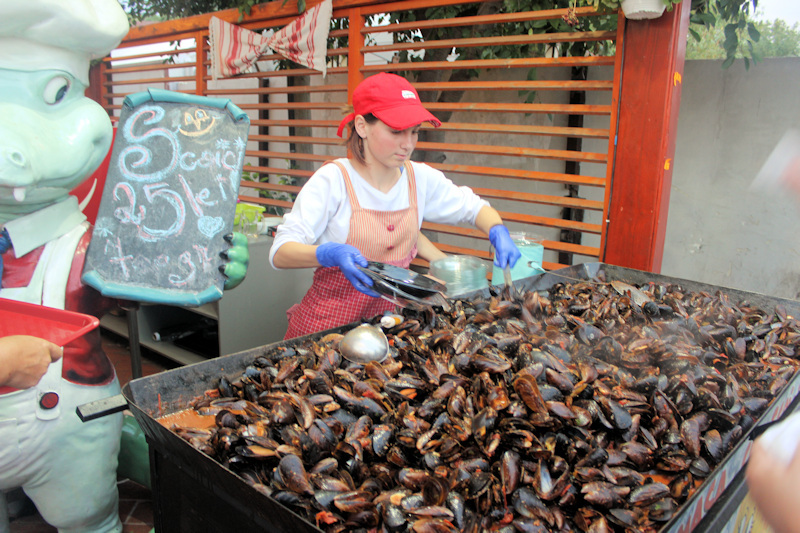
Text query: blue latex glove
489 225 522 269
316 242 380 298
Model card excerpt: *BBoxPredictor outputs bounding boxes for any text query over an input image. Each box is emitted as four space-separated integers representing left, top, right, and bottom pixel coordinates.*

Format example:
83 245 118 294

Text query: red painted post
602 1 690 272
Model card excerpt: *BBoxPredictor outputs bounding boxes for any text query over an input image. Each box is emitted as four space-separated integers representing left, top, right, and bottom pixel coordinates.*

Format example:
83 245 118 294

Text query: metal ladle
339 324 390 364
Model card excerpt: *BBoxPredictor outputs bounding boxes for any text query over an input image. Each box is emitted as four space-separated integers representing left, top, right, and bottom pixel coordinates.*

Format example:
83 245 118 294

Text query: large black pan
95 263 800 532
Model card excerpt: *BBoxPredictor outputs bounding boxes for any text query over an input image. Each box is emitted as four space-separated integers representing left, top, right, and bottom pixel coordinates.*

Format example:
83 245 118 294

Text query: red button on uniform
39 392 59 410
387 245 394 250
387 224 395 231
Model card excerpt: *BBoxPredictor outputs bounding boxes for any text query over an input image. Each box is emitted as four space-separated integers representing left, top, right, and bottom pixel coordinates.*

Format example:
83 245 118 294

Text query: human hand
219 232 249 290
489 225 522 269
745 430 800 533
316 242 380 297
0 335 63 389
751 129 800 204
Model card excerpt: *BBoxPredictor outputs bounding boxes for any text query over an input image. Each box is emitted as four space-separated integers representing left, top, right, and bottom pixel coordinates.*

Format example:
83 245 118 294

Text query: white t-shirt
269 158 489 268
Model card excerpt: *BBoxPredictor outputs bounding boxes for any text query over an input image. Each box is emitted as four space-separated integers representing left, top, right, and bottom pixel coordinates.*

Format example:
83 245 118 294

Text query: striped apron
284 161 419 339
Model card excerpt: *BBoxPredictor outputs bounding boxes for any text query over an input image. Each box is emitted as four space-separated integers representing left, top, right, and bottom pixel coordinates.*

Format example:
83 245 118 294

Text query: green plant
690 0 761 68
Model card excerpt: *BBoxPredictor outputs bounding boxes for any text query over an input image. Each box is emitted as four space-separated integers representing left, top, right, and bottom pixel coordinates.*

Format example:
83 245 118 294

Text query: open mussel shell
339 324 390 364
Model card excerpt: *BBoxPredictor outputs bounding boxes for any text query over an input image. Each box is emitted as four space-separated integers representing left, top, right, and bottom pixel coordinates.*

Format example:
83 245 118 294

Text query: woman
270 73 521 339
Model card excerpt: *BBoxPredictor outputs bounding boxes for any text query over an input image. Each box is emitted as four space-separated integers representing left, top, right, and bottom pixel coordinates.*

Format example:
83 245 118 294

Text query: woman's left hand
489 225 522 269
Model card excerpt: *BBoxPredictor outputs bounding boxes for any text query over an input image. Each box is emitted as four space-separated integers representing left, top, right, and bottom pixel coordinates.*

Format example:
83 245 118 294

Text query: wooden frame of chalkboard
82 89 250 307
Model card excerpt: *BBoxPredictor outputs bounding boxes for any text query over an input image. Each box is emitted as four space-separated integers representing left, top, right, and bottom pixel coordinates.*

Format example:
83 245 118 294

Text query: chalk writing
83 92 249 305
119 105 180 184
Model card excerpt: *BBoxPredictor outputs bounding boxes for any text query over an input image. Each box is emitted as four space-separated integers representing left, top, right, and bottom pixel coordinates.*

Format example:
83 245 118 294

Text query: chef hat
0 0 129 86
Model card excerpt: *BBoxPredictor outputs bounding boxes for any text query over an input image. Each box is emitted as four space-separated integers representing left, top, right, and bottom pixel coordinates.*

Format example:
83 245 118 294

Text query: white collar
3 197 87 257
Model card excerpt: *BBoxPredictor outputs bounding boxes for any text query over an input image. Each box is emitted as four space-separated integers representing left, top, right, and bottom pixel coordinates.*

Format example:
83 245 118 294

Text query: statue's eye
43 76 71 105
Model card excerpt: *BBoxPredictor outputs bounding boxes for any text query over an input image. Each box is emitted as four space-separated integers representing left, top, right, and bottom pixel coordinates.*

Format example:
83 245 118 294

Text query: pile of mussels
171 272 800 532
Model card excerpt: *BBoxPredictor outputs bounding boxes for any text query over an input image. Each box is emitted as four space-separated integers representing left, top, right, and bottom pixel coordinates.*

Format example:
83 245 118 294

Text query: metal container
429 255 488 296
123 262 800 533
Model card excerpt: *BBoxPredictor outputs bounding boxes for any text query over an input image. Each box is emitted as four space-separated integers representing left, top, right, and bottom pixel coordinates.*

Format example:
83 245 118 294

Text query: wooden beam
195 30 206 95
347 8 365 95
603 1 690 272
86 62 104 106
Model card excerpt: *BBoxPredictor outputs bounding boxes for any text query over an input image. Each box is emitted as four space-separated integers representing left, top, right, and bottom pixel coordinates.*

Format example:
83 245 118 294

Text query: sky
755 0 800 26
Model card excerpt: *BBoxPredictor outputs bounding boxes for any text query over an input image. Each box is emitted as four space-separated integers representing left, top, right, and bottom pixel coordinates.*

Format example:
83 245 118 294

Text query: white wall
662 57 800 300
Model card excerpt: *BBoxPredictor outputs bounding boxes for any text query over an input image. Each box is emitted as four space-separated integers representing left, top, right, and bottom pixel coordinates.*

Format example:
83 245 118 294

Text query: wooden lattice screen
93 0 624 272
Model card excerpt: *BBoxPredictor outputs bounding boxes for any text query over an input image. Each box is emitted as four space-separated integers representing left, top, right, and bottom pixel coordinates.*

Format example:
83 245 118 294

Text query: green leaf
689 28 701 42
699 12 717 26
723 24 738 49
747 22 760 42
722 55 735 68
297 0 305 13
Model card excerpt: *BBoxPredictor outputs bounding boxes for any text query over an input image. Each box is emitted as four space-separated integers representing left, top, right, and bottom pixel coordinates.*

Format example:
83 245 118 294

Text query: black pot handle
76 394 129 422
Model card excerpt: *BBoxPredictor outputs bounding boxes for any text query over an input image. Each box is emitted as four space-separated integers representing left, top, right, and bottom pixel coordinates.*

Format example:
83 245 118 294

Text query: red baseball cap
336 73 442 137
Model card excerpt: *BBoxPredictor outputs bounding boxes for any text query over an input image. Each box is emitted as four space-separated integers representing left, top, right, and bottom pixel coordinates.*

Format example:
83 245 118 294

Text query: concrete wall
662 57 800 300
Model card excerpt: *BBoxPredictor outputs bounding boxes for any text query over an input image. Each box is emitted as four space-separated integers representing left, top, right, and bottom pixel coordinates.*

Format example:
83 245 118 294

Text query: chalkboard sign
82 89 250 306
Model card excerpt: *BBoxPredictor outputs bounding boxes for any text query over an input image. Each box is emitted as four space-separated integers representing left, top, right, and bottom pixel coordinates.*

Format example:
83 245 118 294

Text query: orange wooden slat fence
91 0 624 273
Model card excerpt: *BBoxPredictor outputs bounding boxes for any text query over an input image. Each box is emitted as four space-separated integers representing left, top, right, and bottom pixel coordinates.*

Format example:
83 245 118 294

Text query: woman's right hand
316 243 380 297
